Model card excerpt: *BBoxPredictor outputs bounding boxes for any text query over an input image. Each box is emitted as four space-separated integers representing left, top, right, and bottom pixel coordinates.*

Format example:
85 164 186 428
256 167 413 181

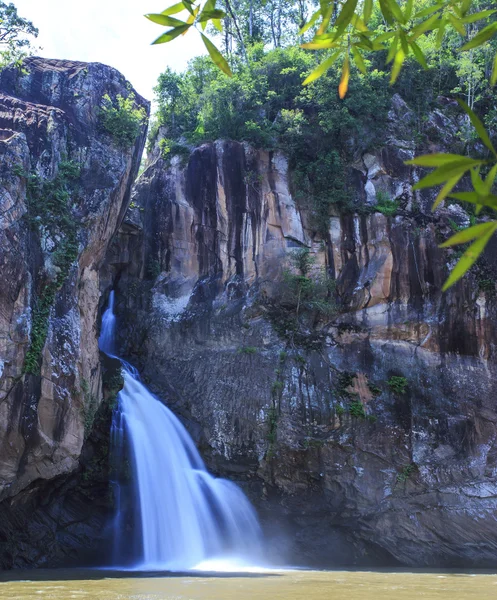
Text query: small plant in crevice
238 346 258 355
375 192 400 217
146 258 161 280
81 378 99 439
349 399 366 419
368 383 382 397
266 406 278 459
396 464 416 484
387 376 408 396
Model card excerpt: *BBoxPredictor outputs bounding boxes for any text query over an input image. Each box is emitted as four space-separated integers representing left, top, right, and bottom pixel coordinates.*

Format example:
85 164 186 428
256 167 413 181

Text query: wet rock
0 57 148 566
105 93 497 568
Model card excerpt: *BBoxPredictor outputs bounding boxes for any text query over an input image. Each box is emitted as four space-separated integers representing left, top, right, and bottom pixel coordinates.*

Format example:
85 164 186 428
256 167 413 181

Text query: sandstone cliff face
0 58 148 566
107 94 497 568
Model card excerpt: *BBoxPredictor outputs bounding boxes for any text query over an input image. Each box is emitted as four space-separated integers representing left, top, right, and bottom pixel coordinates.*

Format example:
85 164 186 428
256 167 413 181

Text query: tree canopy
0 1 38 68
147 0 497 289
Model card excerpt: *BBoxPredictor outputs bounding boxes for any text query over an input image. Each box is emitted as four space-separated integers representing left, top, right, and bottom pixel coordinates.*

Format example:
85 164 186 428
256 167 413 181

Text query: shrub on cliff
100 93 146 149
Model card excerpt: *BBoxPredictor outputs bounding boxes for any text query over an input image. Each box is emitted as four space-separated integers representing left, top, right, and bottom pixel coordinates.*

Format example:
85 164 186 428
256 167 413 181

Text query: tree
0 1 38 68
146 0 497 289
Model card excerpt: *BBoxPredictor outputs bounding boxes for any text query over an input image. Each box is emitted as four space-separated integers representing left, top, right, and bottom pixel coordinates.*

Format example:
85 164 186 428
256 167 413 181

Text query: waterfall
100 292 262 570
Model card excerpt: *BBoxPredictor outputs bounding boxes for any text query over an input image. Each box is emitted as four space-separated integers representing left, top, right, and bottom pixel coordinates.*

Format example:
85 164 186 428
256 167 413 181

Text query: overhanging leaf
491 52 497 86
339 55 350 99
439 221 497 247
460 22 497 51
407 153 479 167
390 48 405 84
303 51 341 85
457 100 496 156
160 2 186 16
432 174 463 210
413 158 484 189
351 46 367 74
145 13 185 27
299 9 321 35
200 33 232 76
152 24 190 44
442 223 497 291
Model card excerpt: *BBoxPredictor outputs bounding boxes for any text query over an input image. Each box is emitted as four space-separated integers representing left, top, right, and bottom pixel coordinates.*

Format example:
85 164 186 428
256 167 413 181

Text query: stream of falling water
99 291 262 571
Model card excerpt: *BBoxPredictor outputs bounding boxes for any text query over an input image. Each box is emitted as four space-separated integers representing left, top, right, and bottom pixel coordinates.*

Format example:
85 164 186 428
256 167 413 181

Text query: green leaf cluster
100 93 147 149
23 161 80 375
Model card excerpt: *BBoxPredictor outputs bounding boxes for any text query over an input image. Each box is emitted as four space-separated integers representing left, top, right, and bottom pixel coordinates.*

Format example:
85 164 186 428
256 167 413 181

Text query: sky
14 0 206 103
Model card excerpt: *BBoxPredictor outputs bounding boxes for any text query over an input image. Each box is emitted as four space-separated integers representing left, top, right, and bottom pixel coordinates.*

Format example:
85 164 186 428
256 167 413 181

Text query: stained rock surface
0 57 148 567
106 95 497 568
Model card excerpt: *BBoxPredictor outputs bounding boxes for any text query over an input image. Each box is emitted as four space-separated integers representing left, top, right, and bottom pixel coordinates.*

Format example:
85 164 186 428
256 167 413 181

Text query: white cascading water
99 291 262 571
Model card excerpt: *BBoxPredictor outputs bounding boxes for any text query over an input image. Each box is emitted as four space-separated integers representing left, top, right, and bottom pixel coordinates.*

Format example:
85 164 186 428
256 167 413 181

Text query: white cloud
13 0 206 102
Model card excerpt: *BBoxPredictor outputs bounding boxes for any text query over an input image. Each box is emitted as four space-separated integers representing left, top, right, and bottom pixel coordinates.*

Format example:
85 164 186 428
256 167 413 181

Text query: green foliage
368 383 382 396
269 248 337 347
349 399 366 419
0 1 38 68
387 375 408 395
23 161 80 375
238 345 258 354
158 137 191 161
375 191 400 216
271 379 284 396
149 0 497 291
81 379 98 439
396 464 416 483
146 258 161 280
266 406 278 455
100 93 147 148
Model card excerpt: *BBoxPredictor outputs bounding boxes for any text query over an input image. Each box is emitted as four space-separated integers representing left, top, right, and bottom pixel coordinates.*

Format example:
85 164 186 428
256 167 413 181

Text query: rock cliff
0 57 148 567
106 94 497 568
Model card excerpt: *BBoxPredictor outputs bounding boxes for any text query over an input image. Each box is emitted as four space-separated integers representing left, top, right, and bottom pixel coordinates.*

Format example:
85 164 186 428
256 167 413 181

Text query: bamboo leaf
432 174 463 210
491 52 497 86
404 0 414 22
386 32 399 64
390 48 405 84
198 9 226 22
339 56 350 99
145 13 185 27
152 24 191 44
461 9 496 24
299 9 321 35
457 100 496 156
363 0 373 24
484 163 497 195
447 13 465 37
407 153 479 167
410 41 428 68
181 0 194 15
460 22 497 51
200 33 232 76
333 0 359 41
351 46 367 74
442 224 497 291
413 158 483 189
410 13 440 40
449 192 497 209
470 168 486 196
379 0 396 25
414 3 444 19
303 51 341 85
440 221 496 248
382 0 405 23
436 17 447 46
160 2 186 16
